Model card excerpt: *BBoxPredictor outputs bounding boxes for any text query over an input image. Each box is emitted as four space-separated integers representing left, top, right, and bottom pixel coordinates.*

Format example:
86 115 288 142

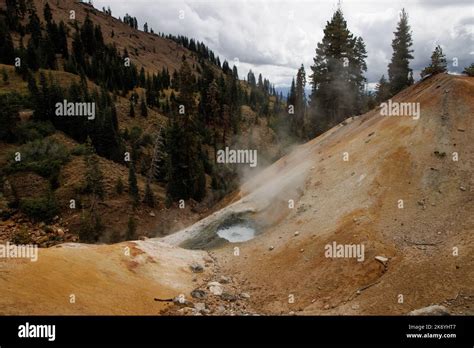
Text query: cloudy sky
92 0 473 89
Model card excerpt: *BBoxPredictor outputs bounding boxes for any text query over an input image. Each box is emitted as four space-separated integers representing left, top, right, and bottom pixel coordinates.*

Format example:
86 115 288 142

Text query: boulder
191 289 207 299
408 305 450 316
190 262 204 273
208 282 223 296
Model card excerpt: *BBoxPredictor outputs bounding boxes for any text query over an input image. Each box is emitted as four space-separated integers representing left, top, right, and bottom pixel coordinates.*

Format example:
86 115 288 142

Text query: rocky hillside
1 73 471 315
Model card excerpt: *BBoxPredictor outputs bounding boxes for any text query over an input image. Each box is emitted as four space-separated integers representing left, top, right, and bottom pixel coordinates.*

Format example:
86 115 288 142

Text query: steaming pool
216 224 256 243
179 213 260 250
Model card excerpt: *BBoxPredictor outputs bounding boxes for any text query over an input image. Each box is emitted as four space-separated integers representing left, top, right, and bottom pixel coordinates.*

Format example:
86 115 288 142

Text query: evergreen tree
293 64 306 138
128 161 140 207
388 9 414 95
83 139 105 200
90 89 123 162
0 19 15 65
126 216 137 240
375 75 391 103
143 182 155 207
26 38 40 71
140 97 148 117
2 68 8 84
5 0 21 30
27 8 42 47
463 63 474 77
420 45 447 78
0 92 21 142
43 2 53 24
308 8 367 137
287 77 296 109
351 37 368 113
58 21 69 58
78 209 104 243
81 14 96 55
71 30 85 68
247 70 256 87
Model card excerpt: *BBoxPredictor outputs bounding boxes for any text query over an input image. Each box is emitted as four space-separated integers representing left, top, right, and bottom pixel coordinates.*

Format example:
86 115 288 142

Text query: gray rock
375 256 389 264
190 262 204 273
221 292 238 302
408 305 450 316
191 289 207 299
240 292 251 299
194 302 206 312
208 282 223 295
219 275 231 284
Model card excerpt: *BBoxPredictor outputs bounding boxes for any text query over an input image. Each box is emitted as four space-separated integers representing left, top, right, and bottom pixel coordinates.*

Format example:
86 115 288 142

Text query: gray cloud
93 0 473 87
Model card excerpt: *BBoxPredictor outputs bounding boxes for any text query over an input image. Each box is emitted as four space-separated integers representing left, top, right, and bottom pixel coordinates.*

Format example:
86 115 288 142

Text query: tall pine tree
388 9 414 95
308 8 367 137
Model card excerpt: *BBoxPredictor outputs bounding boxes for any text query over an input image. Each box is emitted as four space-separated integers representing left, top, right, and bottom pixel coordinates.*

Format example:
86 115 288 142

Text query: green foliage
165 119 207 202
210 164 238 201
5 138 70 182
126 216 137 240
82 140 105 200
143 182 155 207
2 68 8 84
292 64 306 139
388 9 414 95
20 192 59 222
464 63 474 77
140 97 148 117
128 162 140 207
11 227 33 245
308 9 367 137
0 18 15 64
15 121 55 143
0 92 23 142
79 210 105 243
27 73 124 163
421 45 447 78
375 75 391 103
71 143 89 156
129 101 135 117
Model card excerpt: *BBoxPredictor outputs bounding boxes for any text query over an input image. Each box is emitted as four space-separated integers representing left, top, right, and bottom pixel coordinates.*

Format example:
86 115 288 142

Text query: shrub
4 138 70 181
11 227 33 245
463 63 474 77
20 193 59 222
71 144 89 156
78 210 105 243
15 121 55 143
0 93 22 142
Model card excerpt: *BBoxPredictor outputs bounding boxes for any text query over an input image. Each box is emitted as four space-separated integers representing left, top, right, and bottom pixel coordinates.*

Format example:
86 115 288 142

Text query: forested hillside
0 0 288 245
